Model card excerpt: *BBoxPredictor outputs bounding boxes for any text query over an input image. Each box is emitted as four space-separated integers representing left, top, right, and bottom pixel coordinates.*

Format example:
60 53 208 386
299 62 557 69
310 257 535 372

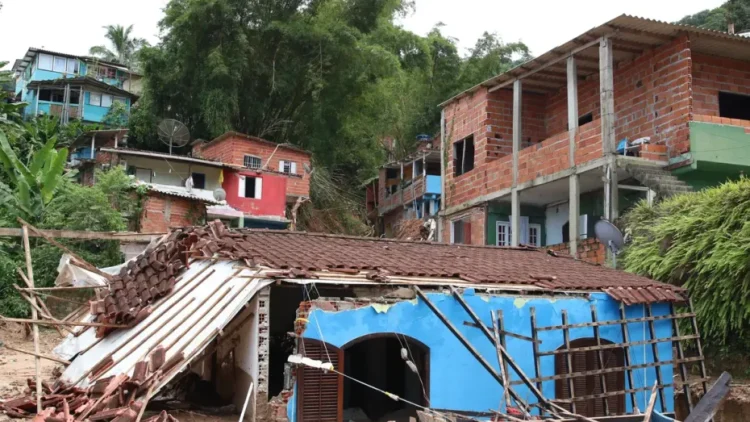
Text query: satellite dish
594 219 624 268
213 188 226 202
157 119 190 154
303 163 314 175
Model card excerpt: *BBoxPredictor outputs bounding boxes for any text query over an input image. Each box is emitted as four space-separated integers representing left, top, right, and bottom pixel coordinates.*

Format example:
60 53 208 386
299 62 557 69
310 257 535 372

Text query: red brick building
439 15 750 262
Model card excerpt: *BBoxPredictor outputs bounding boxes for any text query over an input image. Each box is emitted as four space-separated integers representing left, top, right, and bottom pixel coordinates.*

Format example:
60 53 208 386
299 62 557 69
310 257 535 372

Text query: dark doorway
343 335 429 422
555 338 625 417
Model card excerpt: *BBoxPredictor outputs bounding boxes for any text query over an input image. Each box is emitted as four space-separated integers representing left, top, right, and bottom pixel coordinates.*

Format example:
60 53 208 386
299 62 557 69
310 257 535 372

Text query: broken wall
287 290 675 420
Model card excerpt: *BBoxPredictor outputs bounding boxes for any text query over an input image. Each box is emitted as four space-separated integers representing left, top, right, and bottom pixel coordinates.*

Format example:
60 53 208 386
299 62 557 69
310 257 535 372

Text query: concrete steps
625 163 693 197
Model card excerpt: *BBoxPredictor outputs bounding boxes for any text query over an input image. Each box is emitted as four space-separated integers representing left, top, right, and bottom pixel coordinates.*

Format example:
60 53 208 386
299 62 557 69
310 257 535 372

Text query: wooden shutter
463 221 472 244
238 176 246 198
297 339 343 422
555 339 625 417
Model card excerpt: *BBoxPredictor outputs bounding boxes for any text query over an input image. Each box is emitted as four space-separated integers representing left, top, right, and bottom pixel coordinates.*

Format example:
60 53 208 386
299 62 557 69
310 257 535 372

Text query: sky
0 0 727 69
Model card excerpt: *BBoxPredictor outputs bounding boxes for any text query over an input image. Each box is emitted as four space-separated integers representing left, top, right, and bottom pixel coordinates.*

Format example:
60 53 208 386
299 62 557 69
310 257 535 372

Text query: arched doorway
555 338 625 417
343 334 429 422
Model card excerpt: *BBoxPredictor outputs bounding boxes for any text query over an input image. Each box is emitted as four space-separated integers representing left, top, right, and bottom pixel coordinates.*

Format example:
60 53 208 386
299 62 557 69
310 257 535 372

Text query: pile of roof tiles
0 350 180 421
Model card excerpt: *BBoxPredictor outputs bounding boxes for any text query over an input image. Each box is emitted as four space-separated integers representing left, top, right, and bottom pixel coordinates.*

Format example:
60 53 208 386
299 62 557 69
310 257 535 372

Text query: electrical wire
301 282 332 364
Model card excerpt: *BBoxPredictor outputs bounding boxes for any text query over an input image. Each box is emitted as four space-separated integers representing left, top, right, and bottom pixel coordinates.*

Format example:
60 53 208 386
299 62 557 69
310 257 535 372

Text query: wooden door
297 339 343 422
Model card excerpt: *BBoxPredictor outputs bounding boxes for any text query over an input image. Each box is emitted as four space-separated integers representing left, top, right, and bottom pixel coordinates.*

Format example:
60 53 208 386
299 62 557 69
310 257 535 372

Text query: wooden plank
462 321 540 343
536 313 695 331
21 225 42 413
562 310 577 414
619 304 640 413
646 305 667 412
0 317 129 328
670 303 694 411
643 382 659 422
0 227 162 242
552 384 671 404
684 372 732 422
414 287 530 411
538 334 700 355
19 285 106 292
591 305 610 416
510 356 704 385
530 308 543 394
689 299 710 395
497 310 511 388
491 310 511 408
0 342 71 365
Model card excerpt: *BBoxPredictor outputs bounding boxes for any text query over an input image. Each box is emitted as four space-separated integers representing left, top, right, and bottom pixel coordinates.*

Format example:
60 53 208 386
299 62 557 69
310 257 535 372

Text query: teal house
11 48 141 124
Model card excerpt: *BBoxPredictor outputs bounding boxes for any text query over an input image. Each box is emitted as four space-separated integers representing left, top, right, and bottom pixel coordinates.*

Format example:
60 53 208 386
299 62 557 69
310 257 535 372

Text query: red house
192 132 312 228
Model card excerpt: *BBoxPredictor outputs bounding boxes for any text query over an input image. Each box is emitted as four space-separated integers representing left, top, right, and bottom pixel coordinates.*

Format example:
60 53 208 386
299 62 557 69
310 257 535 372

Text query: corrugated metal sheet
139 182 225 205
59 261 272 388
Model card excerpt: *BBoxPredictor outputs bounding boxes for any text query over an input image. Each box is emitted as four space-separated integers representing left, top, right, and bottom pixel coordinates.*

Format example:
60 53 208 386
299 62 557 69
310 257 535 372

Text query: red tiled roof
200 131 311 155
93 222 685 332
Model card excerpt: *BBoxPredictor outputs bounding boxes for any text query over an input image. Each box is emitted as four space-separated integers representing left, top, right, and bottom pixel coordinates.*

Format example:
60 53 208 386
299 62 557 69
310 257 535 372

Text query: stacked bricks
547 237 606 265
140 194 200 234
639 144 668 161
440 205 486 245
692 53 750 118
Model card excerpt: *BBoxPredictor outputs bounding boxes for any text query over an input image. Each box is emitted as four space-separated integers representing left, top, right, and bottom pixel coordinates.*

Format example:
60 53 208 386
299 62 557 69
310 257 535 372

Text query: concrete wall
223 170 288 218
288 291 674 420
124 155 223 190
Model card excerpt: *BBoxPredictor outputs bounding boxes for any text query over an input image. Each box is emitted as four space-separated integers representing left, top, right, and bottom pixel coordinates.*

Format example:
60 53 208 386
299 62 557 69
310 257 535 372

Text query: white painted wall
123 156 223 190
545 202 588 246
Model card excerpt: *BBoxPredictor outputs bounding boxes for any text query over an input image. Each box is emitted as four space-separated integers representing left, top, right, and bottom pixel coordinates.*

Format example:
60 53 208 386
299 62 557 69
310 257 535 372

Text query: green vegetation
621 178 750 354
677 0 750 33
89 24 149 68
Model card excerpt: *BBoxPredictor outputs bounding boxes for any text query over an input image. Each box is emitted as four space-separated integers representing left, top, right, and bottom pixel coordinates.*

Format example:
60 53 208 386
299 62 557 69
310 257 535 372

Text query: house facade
438 15 750 261
368 136 442 238
11 47 141 124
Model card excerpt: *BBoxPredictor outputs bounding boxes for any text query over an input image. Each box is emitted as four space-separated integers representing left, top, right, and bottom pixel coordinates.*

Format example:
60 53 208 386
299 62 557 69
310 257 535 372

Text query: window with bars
554 338 625 417
279 160 297 174
244 155 261 169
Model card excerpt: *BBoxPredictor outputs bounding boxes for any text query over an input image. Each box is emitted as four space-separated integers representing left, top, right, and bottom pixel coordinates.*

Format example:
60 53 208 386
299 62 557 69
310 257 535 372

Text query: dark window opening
719 91 750 121
578 112 593 126
452 219 471 244
191 172 206 189
414 160 423 176
344 336 428 422
555 338 625 417
453 135 474 176
386 168 398 179
426 161 441 176
244 177 257 198
562 221 570 243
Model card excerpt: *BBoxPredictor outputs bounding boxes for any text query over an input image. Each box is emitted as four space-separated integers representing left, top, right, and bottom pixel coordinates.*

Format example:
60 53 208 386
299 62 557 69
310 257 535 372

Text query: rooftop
26 77 139 99
13 47 141 76
440 14 750 106
199 131 312 156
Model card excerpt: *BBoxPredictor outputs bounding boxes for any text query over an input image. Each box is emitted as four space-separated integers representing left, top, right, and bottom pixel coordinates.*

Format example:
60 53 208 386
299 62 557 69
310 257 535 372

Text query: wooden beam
536 312 695 331
462 321 540 343
591 305 610 416
537 334 699 356
19 285 106 292
22 225 42 413
413 287 531 412
0 342 71 365
688 299 710 395
0 316 129 328
607 25 674 42
552 384 671 405
670 303 694 411
562 310 577 414
491 310 511 409
619 304 640 413
643 382 659 422
645 305 667 412
0 227 162 242
530 308 543 394
684 372 732 422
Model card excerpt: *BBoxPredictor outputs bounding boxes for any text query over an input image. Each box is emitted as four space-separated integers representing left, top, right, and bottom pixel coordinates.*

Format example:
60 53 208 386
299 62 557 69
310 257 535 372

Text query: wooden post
670 303 693 410
491 310 511 409
22 225 42 412
688 299 710 395
567 56 580 256
561 310 577 414
619 303 640 413
645 305 666 412
511 79 522 247
590 305 610 416
530 308 543 394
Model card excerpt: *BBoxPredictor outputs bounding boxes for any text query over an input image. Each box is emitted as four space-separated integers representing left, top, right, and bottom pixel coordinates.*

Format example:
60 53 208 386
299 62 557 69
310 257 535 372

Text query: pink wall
224 170 287 218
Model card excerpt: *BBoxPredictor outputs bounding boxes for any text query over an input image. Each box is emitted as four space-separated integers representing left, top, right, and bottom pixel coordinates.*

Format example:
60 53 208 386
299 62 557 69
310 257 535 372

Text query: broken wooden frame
516 302 708 417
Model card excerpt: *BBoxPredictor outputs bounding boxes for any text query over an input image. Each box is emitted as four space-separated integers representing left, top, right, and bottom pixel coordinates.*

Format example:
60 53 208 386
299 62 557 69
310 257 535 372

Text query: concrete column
90 134 96 159
438 109 445 242
600 37 618 222
567 56 580 256
511 80 522 247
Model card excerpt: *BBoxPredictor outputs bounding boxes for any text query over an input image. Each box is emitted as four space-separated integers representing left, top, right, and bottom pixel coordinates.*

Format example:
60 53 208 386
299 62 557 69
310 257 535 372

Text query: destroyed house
439 15 750 261
29 221 707 422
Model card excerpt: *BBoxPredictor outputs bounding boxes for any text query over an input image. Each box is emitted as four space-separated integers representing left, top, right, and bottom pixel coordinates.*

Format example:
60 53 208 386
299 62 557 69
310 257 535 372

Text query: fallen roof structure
1 220 711 422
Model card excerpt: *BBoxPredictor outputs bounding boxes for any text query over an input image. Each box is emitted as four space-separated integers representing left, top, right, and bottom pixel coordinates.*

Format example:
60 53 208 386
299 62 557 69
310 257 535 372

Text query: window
38 89 52 102
38 54 53 70
113 97 126 105
497 217 540 246
66 58 78 74
555 338 625 416
53 56 67 72
414 159 424 176
719 91 750 121
279 160 297 174
191 173 206 189
101 94 113 107
50 90 65 103
497 222 511 246
244 155 261 169
134 168 152 183
578 112 593 126
239 175 262 199
453 135 475 176
528 224 541 247
89 92 102 106
451 219 471 244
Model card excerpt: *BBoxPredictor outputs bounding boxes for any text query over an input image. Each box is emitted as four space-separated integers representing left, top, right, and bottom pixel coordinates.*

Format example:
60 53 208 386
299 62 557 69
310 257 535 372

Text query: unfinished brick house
367 136 442 237
439 15 750 260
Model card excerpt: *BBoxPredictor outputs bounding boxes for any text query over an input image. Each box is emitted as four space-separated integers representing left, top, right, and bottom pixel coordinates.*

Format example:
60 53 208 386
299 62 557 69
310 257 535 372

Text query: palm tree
89 25 148 67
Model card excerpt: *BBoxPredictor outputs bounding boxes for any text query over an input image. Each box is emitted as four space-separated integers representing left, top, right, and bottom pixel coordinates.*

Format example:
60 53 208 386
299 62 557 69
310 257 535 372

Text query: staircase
624 163 693 197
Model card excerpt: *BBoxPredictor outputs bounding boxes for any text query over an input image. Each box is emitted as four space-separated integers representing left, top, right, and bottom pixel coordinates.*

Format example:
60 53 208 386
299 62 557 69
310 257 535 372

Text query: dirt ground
0 323 62 400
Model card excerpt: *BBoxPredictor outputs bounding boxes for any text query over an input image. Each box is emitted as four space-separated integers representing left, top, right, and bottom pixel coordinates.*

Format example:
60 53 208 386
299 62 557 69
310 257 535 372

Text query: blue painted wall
288 291 674 420
426 175 441 195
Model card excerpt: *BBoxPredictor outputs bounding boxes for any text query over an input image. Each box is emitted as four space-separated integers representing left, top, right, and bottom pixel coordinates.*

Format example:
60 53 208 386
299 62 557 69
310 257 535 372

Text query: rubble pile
0 350 181 421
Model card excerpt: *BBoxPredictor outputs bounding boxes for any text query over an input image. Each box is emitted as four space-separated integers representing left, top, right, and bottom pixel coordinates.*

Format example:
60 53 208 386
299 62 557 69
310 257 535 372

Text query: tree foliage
621 178 750 353
89 24 149 68
677 0 750 33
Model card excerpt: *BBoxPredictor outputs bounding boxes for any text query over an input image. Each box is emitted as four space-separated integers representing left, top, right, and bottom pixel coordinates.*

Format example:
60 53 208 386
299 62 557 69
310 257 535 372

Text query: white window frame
66 58 78 74
498 217 539 246
53 56 67 72
238 175 263 199
89 92 102 106
496 221 511 246
38 54 53 71
528 223 542 247
101 94 113 107
244 155 261 169
279 160 297 174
